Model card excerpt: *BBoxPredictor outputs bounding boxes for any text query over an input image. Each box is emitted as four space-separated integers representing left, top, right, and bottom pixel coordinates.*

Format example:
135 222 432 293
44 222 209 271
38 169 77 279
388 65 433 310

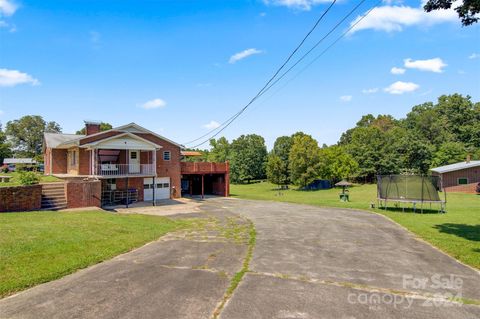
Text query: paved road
1 198 479 319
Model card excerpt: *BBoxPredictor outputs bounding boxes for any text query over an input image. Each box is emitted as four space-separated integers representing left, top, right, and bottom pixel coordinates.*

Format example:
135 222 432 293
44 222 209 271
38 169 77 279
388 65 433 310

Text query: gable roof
45 123 183 149
81 132 163 150
430 161 480 174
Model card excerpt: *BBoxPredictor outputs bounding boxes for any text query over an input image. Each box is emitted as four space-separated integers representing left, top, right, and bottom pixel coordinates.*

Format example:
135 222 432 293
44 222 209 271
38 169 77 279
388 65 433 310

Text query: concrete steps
41 183 67 210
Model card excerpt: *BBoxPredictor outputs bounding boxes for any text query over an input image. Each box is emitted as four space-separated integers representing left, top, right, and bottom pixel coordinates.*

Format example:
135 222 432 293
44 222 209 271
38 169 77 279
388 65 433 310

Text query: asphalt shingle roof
430 161 480 174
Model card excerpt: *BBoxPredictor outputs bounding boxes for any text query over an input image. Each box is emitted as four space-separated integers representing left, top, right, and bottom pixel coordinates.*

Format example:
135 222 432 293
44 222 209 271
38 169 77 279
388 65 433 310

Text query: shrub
17 171 40 185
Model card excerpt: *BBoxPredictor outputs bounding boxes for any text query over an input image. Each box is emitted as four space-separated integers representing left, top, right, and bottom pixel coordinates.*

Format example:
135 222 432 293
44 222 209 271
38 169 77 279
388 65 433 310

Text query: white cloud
384 81 419 94
262 0 331 11
404 58 447 73
139 98 166 110
390 67 406 75
0 0 17 17
0 68 39 87
362 88 379 94
229 48 263 64
203 120 221 130
349 4 457 34
340 95 352 102
469 53 480 59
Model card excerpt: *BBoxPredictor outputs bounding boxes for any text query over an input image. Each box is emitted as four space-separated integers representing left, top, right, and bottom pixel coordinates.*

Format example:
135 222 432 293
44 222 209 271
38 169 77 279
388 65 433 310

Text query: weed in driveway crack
212 219 256 319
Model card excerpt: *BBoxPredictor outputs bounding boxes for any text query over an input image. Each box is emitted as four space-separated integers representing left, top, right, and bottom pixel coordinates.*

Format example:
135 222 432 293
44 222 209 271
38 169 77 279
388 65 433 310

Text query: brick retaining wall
444 182 479 194
66 180 102 209
0 185 42 212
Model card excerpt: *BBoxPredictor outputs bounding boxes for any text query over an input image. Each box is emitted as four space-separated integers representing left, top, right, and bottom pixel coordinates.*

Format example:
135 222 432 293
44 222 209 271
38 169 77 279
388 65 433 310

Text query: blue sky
0 0 479 149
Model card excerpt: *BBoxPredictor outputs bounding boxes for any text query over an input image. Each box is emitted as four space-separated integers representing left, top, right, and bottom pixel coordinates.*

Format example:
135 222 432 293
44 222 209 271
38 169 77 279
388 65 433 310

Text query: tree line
189 94 480 186
1 94 478 186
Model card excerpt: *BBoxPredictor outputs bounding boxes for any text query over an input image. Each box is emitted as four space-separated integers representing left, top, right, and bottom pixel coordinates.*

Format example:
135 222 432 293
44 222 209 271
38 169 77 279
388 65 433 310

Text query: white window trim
457 177 469 185
163 151 171 161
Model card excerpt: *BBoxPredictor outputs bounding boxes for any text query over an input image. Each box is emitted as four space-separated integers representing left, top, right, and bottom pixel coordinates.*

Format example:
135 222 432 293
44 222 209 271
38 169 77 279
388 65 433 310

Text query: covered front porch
84 132 161 178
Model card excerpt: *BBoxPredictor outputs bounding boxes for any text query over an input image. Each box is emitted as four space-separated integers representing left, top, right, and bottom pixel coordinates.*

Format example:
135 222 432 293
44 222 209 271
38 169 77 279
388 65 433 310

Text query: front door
129 150 140 173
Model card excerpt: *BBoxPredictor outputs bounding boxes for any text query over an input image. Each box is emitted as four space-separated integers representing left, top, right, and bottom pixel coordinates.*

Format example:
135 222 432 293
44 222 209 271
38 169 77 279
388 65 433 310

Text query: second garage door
144 177 170 201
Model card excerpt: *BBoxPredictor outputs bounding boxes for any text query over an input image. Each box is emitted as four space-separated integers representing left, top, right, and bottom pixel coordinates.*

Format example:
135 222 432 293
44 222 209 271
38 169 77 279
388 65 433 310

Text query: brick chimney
84 121 101 135
466 154 471 164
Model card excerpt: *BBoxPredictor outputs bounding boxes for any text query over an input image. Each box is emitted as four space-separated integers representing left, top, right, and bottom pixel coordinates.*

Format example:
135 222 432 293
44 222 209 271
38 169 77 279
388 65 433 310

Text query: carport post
201 174 204 199
152 176 156 206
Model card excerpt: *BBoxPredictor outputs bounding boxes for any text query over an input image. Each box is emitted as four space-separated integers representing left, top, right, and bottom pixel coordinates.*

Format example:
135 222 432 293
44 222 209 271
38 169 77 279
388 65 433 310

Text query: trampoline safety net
377 175 443 202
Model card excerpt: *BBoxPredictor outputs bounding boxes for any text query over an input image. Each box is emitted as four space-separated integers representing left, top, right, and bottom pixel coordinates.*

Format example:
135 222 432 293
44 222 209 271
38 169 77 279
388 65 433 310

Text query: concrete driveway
1 198 479 318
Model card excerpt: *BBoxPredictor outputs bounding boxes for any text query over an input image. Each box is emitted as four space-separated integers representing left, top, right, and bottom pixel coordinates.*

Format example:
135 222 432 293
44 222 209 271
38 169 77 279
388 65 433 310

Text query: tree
76 122 112 135
271 135 293 183
431 141 467 167
230 134 267 183
289 134 321 188
5 115 61 157
318 146 358 183
208 137 230 162
266 154 289 187
0 123 12 164
424 0 479 26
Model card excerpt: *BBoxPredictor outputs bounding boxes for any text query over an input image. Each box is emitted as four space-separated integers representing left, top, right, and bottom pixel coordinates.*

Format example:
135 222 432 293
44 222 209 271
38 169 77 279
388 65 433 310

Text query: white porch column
152 149 157 175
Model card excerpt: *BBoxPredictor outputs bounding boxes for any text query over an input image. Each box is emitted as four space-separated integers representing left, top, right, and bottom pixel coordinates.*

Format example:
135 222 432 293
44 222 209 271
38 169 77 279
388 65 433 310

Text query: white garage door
144 177 170 201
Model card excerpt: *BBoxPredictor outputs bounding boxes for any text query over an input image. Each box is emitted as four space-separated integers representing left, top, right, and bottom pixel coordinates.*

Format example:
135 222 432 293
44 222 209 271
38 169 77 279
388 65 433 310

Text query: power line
189 0 380 148
183 0 338 146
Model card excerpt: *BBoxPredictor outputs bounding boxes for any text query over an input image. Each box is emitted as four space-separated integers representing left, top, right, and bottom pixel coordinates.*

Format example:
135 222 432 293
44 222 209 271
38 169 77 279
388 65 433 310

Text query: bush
17 171 40 185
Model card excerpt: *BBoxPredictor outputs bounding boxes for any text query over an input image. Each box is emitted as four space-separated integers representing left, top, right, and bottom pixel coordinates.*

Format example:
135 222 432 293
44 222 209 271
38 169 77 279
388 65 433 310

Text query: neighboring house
2 158 37 171
430 158 480 193
44 121 229 206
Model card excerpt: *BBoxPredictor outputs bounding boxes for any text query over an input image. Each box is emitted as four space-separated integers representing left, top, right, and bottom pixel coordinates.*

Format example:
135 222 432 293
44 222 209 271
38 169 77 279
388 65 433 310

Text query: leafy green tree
230 134 267 183
76 122 112 135
318 146 358 183
424 0 479 26
431 141 467 167
266 154 289 187
6 115 61 157
208 137 230 162
270 135 293 183
0 123 12 164
288 134 321 188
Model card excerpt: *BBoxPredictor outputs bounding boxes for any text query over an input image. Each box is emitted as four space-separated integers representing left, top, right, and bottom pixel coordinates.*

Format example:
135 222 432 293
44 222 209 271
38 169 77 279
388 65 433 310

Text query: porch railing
96 164 155 176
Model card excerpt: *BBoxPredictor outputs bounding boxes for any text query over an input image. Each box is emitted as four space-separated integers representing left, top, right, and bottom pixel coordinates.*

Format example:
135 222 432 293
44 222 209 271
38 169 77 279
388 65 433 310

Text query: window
130 151 138 159
70 150 77 166
458 178 468 185
157 184 163 188
163 183 169 188
163 151 171 161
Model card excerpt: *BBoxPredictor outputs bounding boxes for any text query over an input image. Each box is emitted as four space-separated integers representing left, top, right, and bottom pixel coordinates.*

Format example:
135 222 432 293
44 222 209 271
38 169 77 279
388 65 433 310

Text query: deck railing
180 162 228 174
96 164 155 177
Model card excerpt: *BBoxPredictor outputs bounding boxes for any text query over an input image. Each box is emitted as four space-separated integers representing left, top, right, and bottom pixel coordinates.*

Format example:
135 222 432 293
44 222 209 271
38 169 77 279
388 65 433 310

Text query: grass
213 220 256 319
231 182 480 269
0 171 62 187
0 210 196 298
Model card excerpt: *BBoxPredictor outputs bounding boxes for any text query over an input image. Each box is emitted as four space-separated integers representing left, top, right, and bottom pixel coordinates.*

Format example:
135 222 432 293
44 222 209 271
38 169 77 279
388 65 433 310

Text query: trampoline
377 175 446 213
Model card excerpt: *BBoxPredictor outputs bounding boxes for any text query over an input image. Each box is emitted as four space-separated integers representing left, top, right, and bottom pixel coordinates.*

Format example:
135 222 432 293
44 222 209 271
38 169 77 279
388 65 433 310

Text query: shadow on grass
434 224 480 242
379 206 445 214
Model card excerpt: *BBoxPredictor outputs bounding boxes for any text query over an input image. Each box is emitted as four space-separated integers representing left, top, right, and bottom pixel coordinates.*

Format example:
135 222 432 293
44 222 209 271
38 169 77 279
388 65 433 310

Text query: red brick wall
65 180 101 208
444 183 479 194
86 123 101 135
78 148 91 175
116 177 144 201
79 131 122 145
51 149 67 174
134 133 182 198
433 167 480 188
0 185 42 212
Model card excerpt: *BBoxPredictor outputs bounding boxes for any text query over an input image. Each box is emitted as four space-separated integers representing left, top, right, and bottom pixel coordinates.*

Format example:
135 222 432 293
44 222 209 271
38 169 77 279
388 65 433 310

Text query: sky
0 0 479 149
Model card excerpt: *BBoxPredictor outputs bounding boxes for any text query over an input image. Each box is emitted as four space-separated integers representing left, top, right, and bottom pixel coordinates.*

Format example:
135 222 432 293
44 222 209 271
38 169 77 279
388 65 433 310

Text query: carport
180 162 229 198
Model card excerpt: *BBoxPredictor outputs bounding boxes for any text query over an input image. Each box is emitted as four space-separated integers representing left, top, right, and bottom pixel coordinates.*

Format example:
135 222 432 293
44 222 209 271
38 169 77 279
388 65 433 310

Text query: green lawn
0 171 62 187
231 182 480 269
0 210 195 297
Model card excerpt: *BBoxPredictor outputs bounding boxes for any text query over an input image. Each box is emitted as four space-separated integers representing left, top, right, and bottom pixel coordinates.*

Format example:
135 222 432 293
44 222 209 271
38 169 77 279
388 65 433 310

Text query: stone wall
0 185 42 212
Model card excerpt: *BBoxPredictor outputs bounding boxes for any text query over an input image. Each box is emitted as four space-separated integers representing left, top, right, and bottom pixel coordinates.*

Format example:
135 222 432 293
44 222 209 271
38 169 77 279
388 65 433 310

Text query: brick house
430 159 480 193
44 122 229 207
